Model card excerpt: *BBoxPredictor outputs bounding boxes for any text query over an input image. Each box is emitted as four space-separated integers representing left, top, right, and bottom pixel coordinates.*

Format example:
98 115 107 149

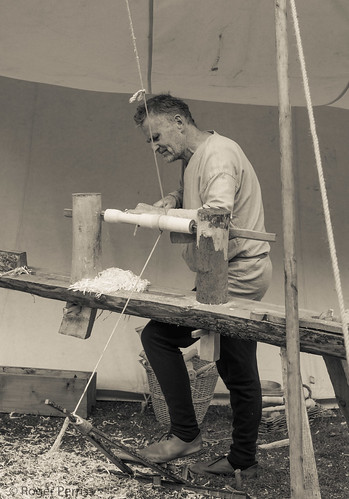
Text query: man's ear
174 114 184 129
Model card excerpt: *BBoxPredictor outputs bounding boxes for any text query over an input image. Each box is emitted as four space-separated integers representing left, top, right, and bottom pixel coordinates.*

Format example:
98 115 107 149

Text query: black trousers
141 321 262 468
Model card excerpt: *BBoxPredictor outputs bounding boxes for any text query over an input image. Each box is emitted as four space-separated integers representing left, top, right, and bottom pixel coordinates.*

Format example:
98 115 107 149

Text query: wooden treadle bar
45 400 249 498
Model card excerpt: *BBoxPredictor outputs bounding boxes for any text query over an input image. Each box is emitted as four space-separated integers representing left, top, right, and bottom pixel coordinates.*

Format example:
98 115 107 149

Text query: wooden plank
250 309 343 335
0 271 345 359
0 366 96 417
0 366 94 378
0 250 27 272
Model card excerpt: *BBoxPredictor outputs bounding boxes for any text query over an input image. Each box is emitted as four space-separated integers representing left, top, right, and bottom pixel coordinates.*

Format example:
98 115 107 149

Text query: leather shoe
139 432 203 463
117 432 203 464
189 456 258 477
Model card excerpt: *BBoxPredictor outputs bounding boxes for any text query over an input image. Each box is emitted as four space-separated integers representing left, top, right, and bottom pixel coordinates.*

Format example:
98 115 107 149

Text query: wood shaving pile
0 412 204 499
0 434 153 498
69 268 150 297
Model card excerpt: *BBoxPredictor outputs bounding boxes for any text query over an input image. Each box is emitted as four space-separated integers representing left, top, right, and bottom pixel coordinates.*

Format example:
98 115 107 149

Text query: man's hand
153 195 177 210
128 203 165 215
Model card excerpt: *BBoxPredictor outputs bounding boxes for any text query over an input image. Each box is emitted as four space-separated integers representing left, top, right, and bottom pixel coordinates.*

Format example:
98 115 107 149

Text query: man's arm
200 172 236 214
153 173 236 219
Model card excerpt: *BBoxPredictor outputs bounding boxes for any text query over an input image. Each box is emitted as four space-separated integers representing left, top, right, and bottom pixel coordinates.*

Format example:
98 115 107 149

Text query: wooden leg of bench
191 329 220 362
323 355 349 427
59 303 97 339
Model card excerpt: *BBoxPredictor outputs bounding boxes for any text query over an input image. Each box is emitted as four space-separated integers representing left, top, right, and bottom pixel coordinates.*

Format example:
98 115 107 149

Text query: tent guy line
125 0 167 208
65 0 179 418
289 0 349 362
72 235 162 417
51 0 175 450
49 231 162 453
54 0 171 445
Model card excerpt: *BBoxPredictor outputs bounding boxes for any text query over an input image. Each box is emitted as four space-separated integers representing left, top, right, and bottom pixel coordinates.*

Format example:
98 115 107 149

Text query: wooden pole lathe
59 193 102 339
193 207 230 361
275 2 306 497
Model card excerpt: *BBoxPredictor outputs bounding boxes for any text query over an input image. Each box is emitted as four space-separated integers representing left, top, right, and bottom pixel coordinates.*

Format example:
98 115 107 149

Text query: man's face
141 113 184 163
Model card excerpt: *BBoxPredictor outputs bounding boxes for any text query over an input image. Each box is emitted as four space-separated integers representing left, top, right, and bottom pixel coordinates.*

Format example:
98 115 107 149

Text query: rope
49 233 162 452
289 0 349 361
50 2 169 451
125 0 166 209
73 233 161 414
68 0 170 412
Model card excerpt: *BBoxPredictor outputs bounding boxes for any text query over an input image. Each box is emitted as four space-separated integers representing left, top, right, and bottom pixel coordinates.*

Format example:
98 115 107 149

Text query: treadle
45 399 250 498
106 469 249 498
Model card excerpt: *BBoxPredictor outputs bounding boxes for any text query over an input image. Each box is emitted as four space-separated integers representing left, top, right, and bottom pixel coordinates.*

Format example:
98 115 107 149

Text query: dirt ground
0 401 348 499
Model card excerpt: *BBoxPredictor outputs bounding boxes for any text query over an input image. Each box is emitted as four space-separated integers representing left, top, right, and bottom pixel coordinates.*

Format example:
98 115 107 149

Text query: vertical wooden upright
323 356 349 426
275 1 305 497
193 207 230 362
59 193 102 339
195 207 230 305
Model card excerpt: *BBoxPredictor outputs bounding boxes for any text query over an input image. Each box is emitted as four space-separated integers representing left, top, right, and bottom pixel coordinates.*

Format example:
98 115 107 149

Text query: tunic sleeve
200 172 237 215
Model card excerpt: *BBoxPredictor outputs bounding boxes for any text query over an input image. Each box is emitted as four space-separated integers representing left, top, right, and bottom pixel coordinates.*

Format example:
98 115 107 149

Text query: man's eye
147 134 159 144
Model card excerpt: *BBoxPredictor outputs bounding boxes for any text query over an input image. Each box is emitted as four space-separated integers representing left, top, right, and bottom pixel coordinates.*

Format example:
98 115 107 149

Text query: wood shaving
69 268 150 297
0 266 31 277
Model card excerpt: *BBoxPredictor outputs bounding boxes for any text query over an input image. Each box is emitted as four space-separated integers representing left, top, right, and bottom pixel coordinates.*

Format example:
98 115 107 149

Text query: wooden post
195 207 230 305
281 349 321 498
59 193 102 339
193 207 230 361
323 356 349 426
275 2 306 497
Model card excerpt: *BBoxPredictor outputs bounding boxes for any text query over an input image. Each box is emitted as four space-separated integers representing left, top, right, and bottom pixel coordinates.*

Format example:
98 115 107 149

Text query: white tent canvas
0 0 348 107
0 1 348 400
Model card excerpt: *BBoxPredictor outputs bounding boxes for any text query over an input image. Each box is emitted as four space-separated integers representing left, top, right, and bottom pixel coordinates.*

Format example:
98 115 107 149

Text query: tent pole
274 1 305 497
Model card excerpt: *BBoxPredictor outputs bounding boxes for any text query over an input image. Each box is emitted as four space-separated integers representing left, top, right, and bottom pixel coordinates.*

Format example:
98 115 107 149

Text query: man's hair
133 94 196 126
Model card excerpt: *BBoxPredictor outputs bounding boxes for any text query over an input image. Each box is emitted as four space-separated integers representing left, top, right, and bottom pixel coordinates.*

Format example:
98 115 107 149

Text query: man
130 94 272 477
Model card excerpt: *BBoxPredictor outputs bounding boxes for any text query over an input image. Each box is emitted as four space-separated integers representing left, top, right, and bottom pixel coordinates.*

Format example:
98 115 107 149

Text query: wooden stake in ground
275 2 305 497
280 349 321 498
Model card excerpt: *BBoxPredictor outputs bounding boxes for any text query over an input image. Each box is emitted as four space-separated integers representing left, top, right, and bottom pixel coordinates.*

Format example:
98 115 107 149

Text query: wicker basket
140 353 219 425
